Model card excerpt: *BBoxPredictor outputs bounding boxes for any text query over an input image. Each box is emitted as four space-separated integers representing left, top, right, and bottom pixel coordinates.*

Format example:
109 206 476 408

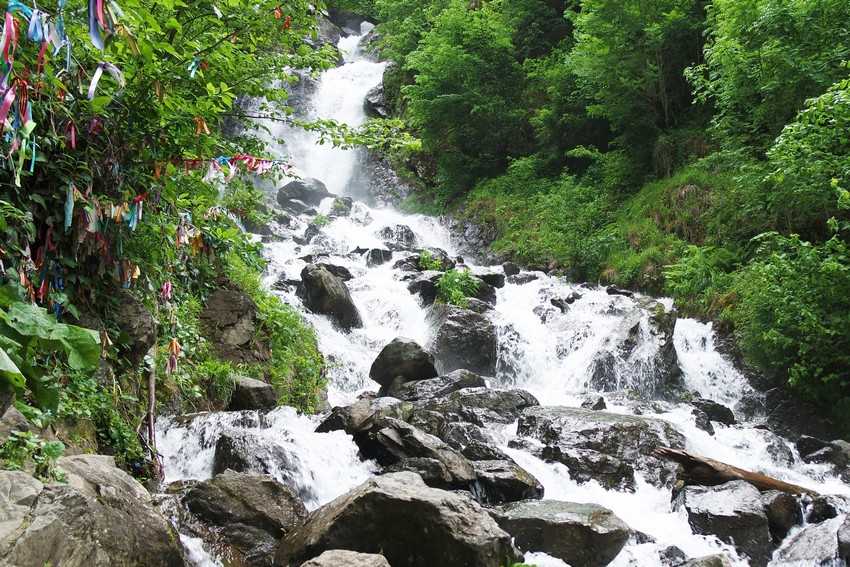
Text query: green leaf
0 346 25 390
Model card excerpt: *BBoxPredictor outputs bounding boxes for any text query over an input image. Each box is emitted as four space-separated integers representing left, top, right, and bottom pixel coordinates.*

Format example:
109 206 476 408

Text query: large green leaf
0 346 25 390
5 302 57 339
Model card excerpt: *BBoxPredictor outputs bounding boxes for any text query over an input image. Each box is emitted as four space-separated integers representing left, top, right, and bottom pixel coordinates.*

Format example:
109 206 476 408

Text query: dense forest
0 0 848 484
331 0 850 430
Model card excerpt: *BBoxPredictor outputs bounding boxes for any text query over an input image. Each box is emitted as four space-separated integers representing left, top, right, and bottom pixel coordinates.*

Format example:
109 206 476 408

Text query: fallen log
653 447 818 496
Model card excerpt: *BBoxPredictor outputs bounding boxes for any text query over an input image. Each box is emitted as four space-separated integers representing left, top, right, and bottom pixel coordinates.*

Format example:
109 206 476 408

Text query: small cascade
158 28 850 567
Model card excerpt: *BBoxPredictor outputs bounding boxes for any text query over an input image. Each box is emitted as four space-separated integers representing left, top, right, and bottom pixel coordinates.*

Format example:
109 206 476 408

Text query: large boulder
387 369 487 401
471 460 544 505
228 375 278 411
491 500 629 567
378 224 416 249
371 418 476 489
405 270 442 306
114 288 156 366
773 514 850 565
315 397 413 436
274 472 522 567
277 178 333 208
369 337 438 389
515 406 684 490
586 298 683 399
415 388 540 429
301 549 391 567
678 481 772 567
0 455 184 567
426 303 497 376
301 264 363 330
200 289 259 364
183 470 308 567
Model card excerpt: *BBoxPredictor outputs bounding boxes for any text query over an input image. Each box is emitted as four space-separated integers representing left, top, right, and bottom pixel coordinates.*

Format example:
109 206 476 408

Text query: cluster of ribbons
154 154 296 182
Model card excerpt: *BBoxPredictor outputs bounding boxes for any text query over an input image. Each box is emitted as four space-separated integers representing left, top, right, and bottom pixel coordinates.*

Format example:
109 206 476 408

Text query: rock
387 369 487 401
581 396 607 411
440 214 499 263
275 472 520 567
369 337 438 389
330 197 354 217
659 545 687 565
346 151 414 208
114 288 156 366
491 500 629 567
678 481 772 567
228 376 277 411
200 289 259 364
301 264 363 330
415 388 540 429
806 495 839 524
516 406 684 490
502 262 520 277
471 460 543 505
301 549 391 567
0 454 184 567
405 270 442 306
477 271 506 289
315 397 413 435
692 398 736 426
0 404 31 445
473 278 498 305
378 224 417 249
277 178 333 208
606 286 634 297
761 490 801 542
373 418 476 488
183 470 308 566
318 263 355 282
366 248 393 266
426 303 497 376
677 555 734 567
364 84 388 118
587 298 683 399
692 408 716 435
508 273 540 285
773 514 850 565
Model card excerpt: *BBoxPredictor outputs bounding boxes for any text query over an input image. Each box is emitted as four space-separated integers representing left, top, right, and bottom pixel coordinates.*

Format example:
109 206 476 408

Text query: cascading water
159 29 850 567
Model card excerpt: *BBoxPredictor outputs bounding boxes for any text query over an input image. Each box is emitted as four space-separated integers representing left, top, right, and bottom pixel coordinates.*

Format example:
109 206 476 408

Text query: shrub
436 268 479 308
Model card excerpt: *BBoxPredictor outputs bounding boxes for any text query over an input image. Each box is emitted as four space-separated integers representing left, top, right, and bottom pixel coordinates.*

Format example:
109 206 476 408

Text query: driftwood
653 447 818 496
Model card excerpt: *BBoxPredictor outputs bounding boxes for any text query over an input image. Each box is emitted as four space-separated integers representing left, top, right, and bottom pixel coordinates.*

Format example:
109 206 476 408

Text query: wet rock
405 270 442 306
692 398 736 426
587 298 683 399
416 388 539 428
0 455 184 567
277 178 333 208
274 472 521 567
659 545 687 565
502 262 520 277
417 248 456 271
330 196 354 217
366 248 393 266
387 369 487 401
369 337 438 389
364 84 388 118
347 151 414 208
761 490 802 542
426 303 497 376
114 288 156 366
280 198 310 214
508 273 540 285
301 549 391 567
606 286 634 297
678 481 772 567
472 278 498 305
378 224 417 249
372 418 476 488
477 271 506 289
440 214 499 263
200 289 259 364
807 495 840 523
678 555 734 567
517 406 684 490
773 514 850 565
491 500 629 567
228 376 277 411
471 460 543 505
301 264 363 330
183 470 307 567
318 263 354 282
462 442 510 461
581 396 607 411
315 397 413 436
692 408 716 435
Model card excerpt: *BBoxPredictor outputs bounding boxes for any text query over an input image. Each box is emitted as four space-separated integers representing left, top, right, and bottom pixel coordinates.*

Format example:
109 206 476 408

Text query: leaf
0 346 25 390
6 302 56 339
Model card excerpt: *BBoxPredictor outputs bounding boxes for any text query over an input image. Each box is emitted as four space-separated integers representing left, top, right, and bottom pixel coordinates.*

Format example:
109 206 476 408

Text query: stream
156 29 850 567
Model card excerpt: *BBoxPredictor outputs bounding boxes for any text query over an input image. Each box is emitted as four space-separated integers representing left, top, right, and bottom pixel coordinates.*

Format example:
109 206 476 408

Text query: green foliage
436 268 479 308
0 431 66 483
664 245 736 315
417 251 445 271
193 359 237 407
312 214 333 228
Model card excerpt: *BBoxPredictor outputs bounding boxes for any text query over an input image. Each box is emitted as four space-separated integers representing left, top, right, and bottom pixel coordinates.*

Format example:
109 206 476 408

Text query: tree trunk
653 447 818 496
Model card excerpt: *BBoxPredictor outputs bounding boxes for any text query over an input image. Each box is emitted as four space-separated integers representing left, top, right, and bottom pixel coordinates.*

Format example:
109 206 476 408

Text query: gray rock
318 263 355 282
301 549 391 567
502 262 520 277
301 264 363 330
364 84 388 118
581 396 607 411
315 397 413 435
1 455 184 567
184 470 307 566
277 178 333 207
761 490 801 541
471 460 544 505
477 271 506 289
114 288 156 366
491 500 629 567
387 369 487 401
366 248 393 266
426 303 497 376
406 270 442 306
462 442 510 461
679 481 772 567
677 555 734 567
378 224 417 249
516 406 684 490
692 398 736 426
773 514 850 565
415 387 539 428
228 376 277 411
0 404 31 445
369 337 438 388
374 418 476 488
276 473 520 567
200 289 259 364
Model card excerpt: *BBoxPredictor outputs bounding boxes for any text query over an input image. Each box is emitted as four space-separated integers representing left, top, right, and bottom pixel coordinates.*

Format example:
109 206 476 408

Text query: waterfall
159 29 850 567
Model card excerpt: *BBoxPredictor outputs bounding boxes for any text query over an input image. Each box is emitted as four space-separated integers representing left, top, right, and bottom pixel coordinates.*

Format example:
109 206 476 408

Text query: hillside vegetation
333 0 850 429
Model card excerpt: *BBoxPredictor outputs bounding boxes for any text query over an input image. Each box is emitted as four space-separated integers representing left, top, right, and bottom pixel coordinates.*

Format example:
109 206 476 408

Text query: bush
436 268 479 308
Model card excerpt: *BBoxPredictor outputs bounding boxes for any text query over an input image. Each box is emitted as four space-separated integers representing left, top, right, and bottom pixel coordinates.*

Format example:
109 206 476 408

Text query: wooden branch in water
653 447 818 496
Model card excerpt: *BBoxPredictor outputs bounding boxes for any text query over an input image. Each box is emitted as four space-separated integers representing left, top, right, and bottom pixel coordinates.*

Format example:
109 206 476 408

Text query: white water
159 31 850 567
